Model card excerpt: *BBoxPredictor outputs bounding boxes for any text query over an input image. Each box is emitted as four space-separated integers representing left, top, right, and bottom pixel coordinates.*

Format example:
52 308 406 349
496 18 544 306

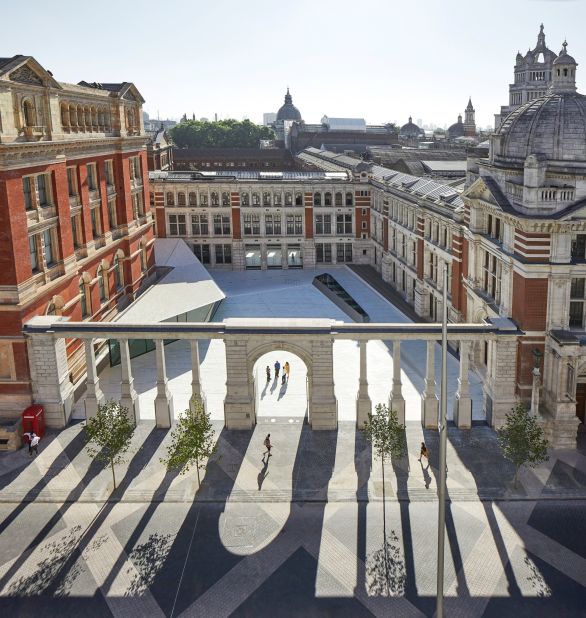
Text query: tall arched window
211 192 219 206
335 192 343 206
79 278 89 318
61 104 70 129
114 255 123 290
166 192 174 206
313 192 321 206
324 192 332 206
97 266 106 303
345 192 353 206
178 192 186 206
252 193 260 206
189 192 197 206
222 192 230 206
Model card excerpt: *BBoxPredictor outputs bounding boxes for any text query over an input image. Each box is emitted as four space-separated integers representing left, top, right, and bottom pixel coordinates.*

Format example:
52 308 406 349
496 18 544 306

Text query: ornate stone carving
10 65 43 86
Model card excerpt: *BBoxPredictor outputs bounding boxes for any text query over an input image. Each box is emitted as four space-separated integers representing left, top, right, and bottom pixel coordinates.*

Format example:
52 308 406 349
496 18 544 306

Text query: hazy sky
4 0 585 128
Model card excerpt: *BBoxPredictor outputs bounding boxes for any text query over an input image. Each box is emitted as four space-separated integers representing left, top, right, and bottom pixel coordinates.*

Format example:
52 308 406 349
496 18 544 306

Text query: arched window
114 255 123 290
178 192 186 206
241 192 250 206
79 278 90 318
252 193 260 206
166 192 174 206
23 99 35 127
313 192 321 206
263 191 271 206
98 108 105 127
91 107 98 129
335 192 343 206
189 192 197 206
222 192 230 206
97 266 107 303
77 105 84 129
61 104 70 129
324 192 332 206
69 105 77 129
295 193 303 206
345 192 353 206
285 192 292 206
84 107 91 128
211 192 219 206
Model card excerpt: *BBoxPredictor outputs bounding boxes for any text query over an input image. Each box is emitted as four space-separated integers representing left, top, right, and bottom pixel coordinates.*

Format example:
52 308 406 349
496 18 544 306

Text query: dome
447 116 465 139
276 88 302 122
553 41 577 66
495 92 586 164
399 116 423 138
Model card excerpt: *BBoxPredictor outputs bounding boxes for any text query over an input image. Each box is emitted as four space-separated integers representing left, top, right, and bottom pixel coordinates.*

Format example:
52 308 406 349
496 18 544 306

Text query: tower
463 97 476 136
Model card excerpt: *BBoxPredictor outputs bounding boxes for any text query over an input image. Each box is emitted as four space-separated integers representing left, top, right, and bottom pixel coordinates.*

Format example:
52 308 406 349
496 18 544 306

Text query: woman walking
264 434 273 457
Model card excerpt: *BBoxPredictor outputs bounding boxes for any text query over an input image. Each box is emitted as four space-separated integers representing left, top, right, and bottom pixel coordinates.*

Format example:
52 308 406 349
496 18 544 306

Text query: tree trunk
111 459 116 490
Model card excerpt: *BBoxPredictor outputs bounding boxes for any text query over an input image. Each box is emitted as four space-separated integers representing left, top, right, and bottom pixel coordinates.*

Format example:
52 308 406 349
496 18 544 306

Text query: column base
224 398 255 430
120 390 140 426
310 398 338 430
154 388 174 428
356 393 371 429
84 393 104 420
421 395 439 429
453 394 472 429
389 395 406 426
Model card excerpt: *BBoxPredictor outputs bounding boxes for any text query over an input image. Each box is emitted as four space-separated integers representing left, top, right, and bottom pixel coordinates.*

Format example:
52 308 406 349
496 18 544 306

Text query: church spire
537 22 546 48
284 87 292 104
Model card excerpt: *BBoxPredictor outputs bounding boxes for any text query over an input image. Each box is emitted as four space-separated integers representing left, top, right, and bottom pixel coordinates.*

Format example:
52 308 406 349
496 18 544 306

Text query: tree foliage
160 396 216 484
170 119 275 149
84 400 135 490
364 404 406 463
497 402 549 487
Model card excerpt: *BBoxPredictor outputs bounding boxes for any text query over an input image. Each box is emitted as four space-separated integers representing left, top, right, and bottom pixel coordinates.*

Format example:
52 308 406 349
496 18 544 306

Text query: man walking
29 431 40 457
418 442 430 466
263 433 273 457
274 360 280 379
266 365 271 383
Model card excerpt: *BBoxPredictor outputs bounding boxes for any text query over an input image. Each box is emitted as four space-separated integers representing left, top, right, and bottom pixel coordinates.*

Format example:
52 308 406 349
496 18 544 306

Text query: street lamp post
436 263 449 618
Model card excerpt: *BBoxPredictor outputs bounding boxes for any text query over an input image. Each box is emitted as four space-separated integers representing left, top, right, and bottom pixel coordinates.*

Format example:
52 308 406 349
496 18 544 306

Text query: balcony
22 125 45 141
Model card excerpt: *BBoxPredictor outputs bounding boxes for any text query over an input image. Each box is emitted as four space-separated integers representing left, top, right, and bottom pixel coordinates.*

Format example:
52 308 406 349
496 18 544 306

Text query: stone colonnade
24 316 518 434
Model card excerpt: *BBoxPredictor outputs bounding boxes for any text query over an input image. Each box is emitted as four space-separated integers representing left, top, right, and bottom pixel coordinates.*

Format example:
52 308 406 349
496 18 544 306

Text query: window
189 192 197 206
215 244 232 264
336 243 353 263
316 243 332 263
482 251 502 304
114 255 123 290
199 192 208 206
252 193 260 206
263 191 271 206
241 192 250 206
29 236 38 272
105 161 114 187
98 267 106 303
36 174 48 207
23 99 35 126
286 215 294 235
345 192 353 206
90 207 101 239
265 214 274 236
243 214 252 235
178 192 186 206
285 192 293 206
252 214 261 235
313 192 321 206
336 214 352 235
80 280 89 318
295 215 303 235
315 214 332 235
335 192 343 206
23 177 33 210
191 214 208 236
222 192 230 206
87 164 97 191
132 192 144 219
210 192 219 207
71 215 81 248
108 200 117 229
295 193 303 206
140 246 147 273
571 234 586 260
570 278 586 328
43 229 54 266
169 214 186 236
213 214 231 235
487 214 503 241
67 168 78 197
166 192 175 206
192 244 211 264
324 192 332 206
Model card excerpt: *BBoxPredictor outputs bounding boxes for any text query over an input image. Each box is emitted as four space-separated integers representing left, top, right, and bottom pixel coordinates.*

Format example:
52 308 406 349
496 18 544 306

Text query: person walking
281 373 286 386
266 365 271 383
418 442 430 464
263 433 273 457
284 361 290 380
274 360 280 379
29 431 40 457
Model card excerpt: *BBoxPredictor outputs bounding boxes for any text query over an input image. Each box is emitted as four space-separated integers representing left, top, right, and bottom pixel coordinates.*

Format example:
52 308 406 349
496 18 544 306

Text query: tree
84 400 135 490
160 396 216 484
497 402 549 487
170 119 275 149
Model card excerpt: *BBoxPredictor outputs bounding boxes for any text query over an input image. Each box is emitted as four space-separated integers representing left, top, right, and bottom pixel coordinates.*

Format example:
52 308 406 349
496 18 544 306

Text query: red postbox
22 405 46 439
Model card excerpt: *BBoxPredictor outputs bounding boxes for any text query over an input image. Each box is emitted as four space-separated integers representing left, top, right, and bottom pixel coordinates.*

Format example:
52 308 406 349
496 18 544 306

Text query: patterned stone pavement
0 421 585 617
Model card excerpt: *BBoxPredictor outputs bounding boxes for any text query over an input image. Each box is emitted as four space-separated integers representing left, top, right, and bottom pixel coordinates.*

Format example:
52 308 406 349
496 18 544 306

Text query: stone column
84 339 105 419
530 367 541 416
421 340 439 428
190 339 205 410
356 340 371 428
483 317 518 429
154 339 174 428
389 341 406 425
25 316 74 428
224 338 254 429
119 339 139 425
453 340 472 428
310 338 338 430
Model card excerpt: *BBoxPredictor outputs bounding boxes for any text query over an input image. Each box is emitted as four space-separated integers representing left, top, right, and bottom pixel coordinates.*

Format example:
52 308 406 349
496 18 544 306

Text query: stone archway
223 334 337 431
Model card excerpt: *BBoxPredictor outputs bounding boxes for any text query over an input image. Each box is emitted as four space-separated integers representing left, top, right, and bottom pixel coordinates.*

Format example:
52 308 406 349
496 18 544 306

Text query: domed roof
495 92 586 163
399 116 423 138
447 115 465 139
553 41 577 65
276 88 302 122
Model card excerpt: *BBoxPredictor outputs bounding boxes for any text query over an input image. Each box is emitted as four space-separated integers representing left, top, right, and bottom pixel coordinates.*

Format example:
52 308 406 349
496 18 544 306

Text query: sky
4 0 586 129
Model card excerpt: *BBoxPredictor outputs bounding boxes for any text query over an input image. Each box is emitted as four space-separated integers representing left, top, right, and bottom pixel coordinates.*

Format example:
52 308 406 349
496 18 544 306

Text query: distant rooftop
149 169 350 182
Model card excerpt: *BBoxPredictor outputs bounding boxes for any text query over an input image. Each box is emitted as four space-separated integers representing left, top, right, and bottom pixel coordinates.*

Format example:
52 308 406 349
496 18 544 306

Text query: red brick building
0 55 155 418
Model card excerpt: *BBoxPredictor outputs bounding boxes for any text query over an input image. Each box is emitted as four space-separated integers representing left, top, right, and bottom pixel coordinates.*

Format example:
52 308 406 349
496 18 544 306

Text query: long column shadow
354 426 371 597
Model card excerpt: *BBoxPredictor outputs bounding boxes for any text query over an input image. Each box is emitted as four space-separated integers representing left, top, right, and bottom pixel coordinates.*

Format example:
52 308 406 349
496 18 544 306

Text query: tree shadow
124 531 175 597
365 529 407 597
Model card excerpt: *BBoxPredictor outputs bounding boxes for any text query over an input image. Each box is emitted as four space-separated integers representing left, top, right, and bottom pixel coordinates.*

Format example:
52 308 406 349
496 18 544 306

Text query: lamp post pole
436 263 449 618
